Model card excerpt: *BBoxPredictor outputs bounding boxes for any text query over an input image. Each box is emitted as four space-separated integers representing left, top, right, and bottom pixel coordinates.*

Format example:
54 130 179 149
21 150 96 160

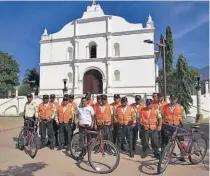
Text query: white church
39 1 159 96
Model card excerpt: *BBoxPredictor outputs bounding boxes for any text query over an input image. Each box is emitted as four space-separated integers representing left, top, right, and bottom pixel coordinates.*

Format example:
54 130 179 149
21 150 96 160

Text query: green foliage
165 26 174 73
0 51 19 90
23 68 39 95
18 84 32 96
175 54 194 114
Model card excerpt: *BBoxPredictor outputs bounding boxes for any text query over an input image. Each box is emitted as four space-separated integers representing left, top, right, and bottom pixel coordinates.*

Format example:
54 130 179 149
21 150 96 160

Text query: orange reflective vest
51 102 59 111
39 103 53 120
70 101 77 110
130 103 144 117
158 101 168 113
116 105 133 125
152 101 158 109
141 107 157 131
89 99 95 108
95 104 112 126
163 104 183 126
58 104 74 124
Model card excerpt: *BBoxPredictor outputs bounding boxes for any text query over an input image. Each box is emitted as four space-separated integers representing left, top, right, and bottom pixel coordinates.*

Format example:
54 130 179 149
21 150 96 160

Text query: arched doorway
83 69 103 94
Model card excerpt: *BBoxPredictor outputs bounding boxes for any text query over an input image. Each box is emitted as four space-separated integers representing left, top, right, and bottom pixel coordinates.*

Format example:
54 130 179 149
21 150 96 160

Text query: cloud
170 2 195 16
174 13 209 39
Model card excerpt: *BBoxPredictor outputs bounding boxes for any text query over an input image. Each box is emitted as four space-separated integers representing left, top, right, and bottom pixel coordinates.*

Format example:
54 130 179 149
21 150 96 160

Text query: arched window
114 70 120 81
114 43 120 57
67 47 73 59
89 41 97 58
68 72 73 83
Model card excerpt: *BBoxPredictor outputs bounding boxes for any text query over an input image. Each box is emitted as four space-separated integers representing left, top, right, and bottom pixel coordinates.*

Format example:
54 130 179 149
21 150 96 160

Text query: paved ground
0 117 209 176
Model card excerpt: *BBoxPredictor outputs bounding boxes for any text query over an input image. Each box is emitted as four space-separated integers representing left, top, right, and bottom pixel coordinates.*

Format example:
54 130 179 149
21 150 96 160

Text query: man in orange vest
38 95 56 150
49 94 59 147
110 94 121 144
162 94 186 161
69 94 78 110
85 92 95 108
57 97 75 151
94 95 102 108
68 94 77 135
130 95 145 151
116 97 136 158
140 99 162 159
95 95 113 141
157 93 168 112
152 93 159 109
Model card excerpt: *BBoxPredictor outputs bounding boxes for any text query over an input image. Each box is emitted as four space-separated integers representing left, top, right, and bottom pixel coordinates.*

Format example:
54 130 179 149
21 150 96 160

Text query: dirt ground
0 117 209 176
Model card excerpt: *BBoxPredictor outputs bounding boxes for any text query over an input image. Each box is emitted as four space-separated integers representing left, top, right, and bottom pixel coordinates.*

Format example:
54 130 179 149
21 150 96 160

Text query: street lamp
28 80 36 94
195 76 201 123
62 78 68 95
144 38 167 101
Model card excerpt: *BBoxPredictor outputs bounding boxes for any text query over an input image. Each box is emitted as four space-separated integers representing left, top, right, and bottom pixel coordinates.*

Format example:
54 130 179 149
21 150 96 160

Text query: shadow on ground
0 162 47 176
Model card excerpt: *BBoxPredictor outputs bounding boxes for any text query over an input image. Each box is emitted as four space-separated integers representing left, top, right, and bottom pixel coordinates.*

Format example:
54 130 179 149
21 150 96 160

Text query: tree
18 84 32 96
175 54 198 114
0 51 19 91
23 68 39 95
165 26 174 73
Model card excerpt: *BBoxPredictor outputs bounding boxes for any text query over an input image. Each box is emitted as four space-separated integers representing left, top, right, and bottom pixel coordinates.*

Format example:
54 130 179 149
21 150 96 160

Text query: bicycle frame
82 128 105 155
23 119 37 144
168 125 197 158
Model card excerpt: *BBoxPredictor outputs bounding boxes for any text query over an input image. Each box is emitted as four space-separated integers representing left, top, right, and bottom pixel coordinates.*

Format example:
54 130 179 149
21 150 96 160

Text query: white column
74 64 79 89
86 46 89 58
107 61 112 93
75 40 79 59
106 35 112 57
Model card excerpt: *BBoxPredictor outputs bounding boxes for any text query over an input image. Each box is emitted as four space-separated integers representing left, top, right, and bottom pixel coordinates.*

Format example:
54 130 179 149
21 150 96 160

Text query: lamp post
195 76 201 123
28 80 36 95
144 38 167 101
62 79 68 95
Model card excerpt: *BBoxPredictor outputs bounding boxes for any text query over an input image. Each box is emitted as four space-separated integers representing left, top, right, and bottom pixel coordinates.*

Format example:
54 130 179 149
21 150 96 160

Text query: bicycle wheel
70 132 86 160
17 129 25 150
28 132 38 159
88 140 120 174
188 135 208 164
158 141 175 174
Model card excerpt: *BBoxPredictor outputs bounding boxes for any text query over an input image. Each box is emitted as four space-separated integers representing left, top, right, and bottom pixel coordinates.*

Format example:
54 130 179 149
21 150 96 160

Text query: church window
114 43 120 57
68 72 73 83
67 47 73 59
114 70 120 81
89 41 97 58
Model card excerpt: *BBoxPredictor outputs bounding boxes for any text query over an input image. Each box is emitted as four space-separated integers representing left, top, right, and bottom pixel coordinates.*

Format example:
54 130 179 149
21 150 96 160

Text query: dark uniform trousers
161 124 184 153
59 123 72 145
142 129 159 154
112 122 117 144
97 125 112 141
40 120 54 146
117 125 133 154
53 120 59 145
132 124 138 150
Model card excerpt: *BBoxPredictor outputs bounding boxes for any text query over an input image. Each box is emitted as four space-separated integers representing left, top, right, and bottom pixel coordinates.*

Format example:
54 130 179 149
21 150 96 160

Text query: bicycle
158 123 208 174
70 125 120 174
17 118 39 158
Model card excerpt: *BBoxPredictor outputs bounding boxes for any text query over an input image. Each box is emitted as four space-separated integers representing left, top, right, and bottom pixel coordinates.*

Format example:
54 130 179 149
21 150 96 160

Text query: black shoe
141 150 148 159
40 143 45 149
46 141 50 146
154 153 160 159
57 144 64 150
179 157 186 162
50 146 54 150
130 153 134 158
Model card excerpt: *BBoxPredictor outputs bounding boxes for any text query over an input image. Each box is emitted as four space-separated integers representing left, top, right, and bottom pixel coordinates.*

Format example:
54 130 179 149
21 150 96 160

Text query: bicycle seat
191 125 200 129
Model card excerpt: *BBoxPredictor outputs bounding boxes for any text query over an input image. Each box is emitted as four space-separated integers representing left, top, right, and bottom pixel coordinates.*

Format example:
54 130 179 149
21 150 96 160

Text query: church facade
39 2 158 96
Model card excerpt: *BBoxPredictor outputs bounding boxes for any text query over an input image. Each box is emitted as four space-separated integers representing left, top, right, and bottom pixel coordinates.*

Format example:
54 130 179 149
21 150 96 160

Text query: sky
0 1 209 83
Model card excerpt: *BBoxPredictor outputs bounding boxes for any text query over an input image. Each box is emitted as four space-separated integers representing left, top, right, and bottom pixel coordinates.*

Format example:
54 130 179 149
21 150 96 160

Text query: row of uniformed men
23 92 186 160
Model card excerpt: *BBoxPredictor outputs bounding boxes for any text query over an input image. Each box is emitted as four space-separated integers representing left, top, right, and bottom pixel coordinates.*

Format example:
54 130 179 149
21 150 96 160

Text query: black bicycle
17 118 39 158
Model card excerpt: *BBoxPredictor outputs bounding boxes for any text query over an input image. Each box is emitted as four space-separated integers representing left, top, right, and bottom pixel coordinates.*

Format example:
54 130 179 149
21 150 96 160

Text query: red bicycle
17 118 39 158
158 123 208 174
70 125 120 174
